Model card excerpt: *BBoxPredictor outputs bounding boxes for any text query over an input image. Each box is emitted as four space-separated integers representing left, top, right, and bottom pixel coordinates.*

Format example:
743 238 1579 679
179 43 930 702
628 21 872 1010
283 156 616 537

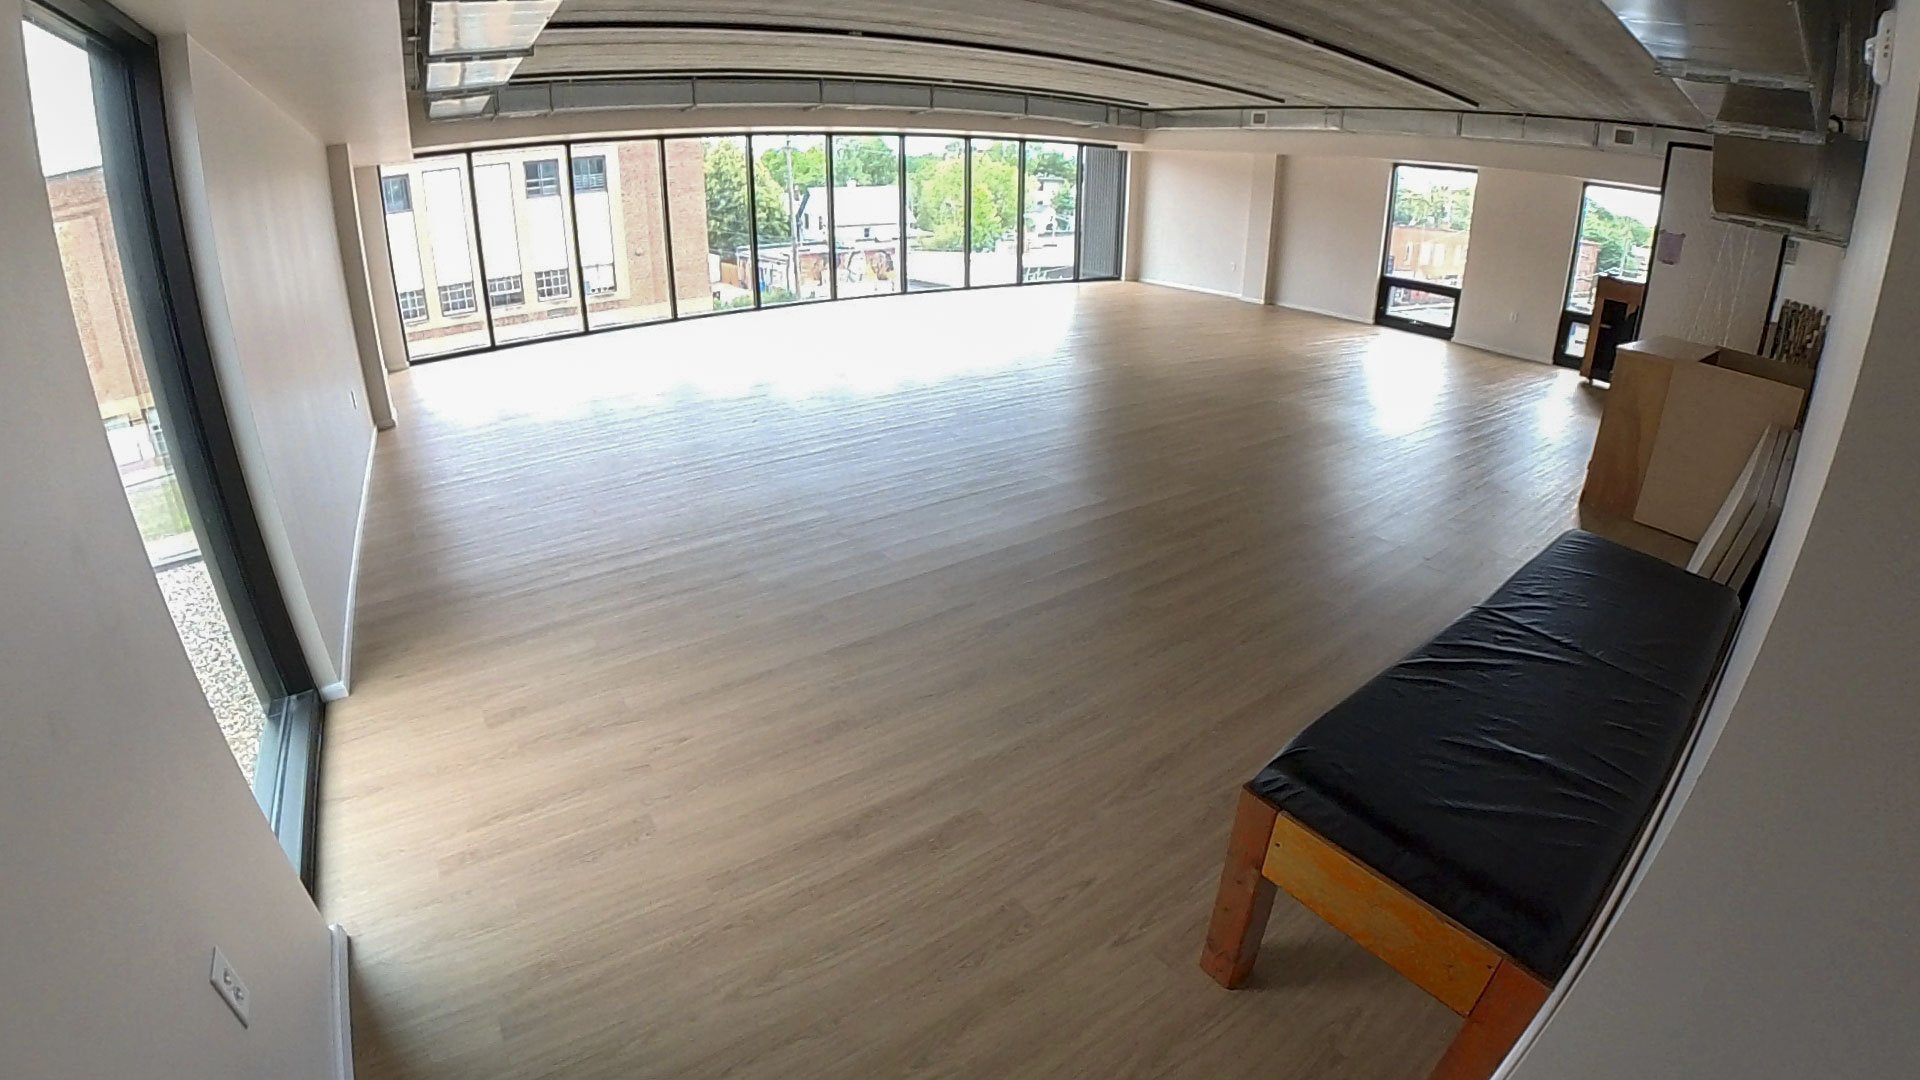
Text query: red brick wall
45 168 150 418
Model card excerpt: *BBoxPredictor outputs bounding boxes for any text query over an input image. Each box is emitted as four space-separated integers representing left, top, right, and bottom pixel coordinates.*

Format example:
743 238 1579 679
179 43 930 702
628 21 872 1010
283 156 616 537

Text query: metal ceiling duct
1601 0 1881 242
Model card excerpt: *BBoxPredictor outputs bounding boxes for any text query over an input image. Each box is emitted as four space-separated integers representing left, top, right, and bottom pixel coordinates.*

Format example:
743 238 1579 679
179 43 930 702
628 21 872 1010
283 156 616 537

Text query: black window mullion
462 154 498 350
743 136 761 308
1014 140 1026 284
825 135 838 302
658 138 679 321
562 144 588 326
897 136 909 292
962 138 973 289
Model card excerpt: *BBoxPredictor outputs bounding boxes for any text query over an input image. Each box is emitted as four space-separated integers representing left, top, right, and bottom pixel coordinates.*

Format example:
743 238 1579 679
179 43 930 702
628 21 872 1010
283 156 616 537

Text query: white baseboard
1451 335 1554 365
1138 277 1258 303
329 924 353 1080
1274 301 1372 324
325 429 378 704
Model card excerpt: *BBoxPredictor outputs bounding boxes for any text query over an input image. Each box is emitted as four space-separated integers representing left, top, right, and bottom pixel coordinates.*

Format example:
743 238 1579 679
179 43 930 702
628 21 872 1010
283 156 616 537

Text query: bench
1200 530 1740 1080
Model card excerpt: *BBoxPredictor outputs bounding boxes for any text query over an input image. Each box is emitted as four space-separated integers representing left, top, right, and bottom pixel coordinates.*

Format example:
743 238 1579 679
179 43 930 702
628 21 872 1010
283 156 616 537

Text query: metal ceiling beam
538 20 1289 106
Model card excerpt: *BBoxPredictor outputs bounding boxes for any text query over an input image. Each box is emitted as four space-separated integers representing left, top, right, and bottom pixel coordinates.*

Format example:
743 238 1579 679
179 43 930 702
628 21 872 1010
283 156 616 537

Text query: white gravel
156 560 264 783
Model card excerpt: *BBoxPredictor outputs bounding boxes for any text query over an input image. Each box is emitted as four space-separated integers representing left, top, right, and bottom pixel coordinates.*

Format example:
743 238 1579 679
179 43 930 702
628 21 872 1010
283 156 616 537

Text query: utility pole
784 139 800 299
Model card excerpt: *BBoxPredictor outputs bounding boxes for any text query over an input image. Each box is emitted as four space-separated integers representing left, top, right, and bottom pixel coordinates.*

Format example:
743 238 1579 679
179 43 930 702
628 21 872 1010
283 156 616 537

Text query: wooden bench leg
1200 788 1279 988
1427 960 1552 1080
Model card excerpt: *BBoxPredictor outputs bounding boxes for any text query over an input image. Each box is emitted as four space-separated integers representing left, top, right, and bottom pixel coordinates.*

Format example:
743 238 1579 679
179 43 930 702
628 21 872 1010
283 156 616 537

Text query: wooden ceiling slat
486 0 1703 124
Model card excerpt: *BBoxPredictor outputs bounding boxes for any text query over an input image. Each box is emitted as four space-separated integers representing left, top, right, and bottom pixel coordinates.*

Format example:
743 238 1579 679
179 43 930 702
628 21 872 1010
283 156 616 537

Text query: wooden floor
320 283 1630 1080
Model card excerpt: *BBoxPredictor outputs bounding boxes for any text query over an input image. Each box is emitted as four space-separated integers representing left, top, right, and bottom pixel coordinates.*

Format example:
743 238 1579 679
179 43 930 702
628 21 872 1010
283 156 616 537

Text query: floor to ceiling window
670 134 754 313
1376 164 1478 339
752 133 829 307
473 144 586 346
1022 142 1079 282
967 138 1020 287
1558 183 1661 366
903 136 967 293
23 0 324 881
574 139 676 330
830 134 903 298
379 158 490 358
378 131 1127 360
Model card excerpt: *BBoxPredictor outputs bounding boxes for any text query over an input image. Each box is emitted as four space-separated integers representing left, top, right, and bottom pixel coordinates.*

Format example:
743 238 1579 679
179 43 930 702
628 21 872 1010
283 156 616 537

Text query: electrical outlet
209 947 251 1028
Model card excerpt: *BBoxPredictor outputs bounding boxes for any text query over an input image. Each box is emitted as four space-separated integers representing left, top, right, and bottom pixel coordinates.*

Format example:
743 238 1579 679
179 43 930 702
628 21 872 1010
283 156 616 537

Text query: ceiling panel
414 0 1707 126
521 29 1271 109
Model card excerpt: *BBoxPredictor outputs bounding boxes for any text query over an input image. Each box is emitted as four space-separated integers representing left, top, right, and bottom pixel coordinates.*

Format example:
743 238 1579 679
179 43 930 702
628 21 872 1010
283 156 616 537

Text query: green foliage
831 136 899 186
1390 184 1475 231
906 142 966 251
1581 201 1655 279
753 157 791 243
1026 146 1075 181
702 139 751 254
1050 185 1076 225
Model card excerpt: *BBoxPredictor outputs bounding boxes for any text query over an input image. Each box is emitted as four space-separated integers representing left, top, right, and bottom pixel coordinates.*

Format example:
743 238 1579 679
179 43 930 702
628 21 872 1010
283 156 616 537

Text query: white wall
1149 127 1665 188
1508 6 1920 1075
162 35 376 696
0 8 336 1077
1132 149 1282 300
1640 145 1784 352
326 144 395 430
1273 154 1394 321
354 163 411 372
1453 169 1587 363
1773 237 1846 319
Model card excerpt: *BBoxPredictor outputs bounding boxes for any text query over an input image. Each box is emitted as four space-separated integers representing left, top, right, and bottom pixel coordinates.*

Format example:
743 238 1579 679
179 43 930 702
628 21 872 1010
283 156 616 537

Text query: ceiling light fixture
425 0 561 58
426 93 494 120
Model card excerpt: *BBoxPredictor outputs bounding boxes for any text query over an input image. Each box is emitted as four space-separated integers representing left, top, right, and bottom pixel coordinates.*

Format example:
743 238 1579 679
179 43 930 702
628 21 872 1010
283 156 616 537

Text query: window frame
27 0 326 888
381 174 411 214
1555 180 1662 368
376 130 1129 363
523 158 560 198
1374 162 1479 341
572 154 607 193
533 266 572 301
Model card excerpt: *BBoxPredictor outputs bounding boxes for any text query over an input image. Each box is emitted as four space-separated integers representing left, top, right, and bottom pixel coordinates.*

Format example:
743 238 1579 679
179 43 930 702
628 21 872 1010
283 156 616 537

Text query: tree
831 136 898 186
1582 202 1654 278
968 154 1018 252
753 157 791 243
1391 183 1474 232
703 139 751 254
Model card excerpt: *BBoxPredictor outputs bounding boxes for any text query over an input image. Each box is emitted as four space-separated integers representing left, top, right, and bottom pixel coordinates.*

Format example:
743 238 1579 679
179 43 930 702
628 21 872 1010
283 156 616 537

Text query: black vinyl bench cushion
1250 531 1740 980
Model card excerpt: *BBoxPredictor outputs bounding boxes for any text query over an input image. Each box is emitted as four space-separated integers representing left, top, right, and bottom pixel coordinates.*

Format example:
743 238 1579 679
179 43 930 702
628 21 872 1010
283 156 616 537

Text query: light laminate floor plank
322 283 1615 1080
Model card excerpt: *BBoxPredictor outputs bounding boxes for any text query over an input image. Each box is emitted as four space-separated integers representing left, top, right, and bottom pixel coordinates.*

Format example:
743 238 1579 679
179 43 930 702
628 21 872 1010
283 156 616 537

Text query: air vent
1610 125 1640 146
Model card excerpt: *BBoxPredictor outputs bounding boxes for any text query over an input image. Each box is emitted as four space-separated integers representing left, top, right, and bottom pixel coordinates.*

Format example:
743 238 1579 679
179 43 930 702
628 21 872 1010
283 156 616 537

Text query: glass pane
968 138 1019 287
1383 165 1477 288
571 140 674 330
751 134 829 307
379 160 491 358
471 145 584 345
1384 285 1457 329
829 134 902 298
1079 145 1125 279
1022 141 1078 282
1567 184 1661 315
904 136 965 292
25 19 270 781
665 135 754 313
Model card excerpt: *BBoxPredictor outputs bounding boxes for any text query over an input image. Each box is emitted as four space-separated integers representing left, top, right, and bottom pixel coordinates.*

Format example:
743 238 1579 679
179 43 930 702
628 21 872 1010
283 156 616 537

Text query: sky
22 20 103 177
